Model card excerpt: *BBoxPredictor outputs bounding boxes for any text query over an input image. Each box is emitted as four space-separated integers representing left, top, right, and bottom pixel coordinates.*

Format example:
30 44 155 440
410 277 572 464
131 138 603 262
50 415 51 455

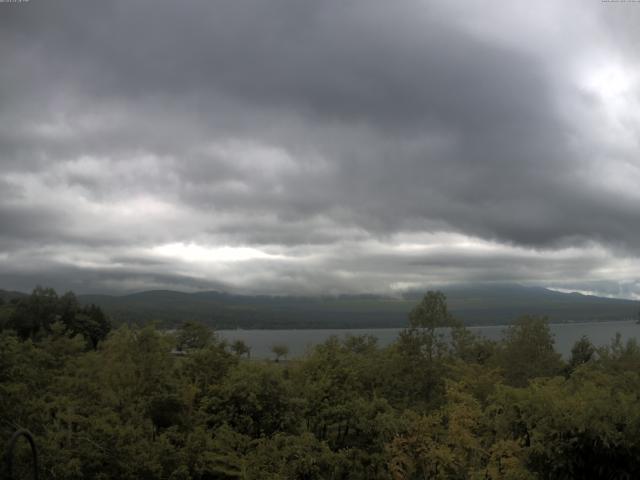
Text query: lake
219 320 640 359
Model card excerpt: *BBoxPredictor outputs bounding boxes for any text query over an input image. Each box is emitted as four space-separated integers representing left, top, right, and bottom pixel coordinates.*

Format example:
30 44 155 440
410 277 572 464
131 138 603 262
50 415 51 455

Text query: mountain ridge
78 284 640 329
2 284 638 329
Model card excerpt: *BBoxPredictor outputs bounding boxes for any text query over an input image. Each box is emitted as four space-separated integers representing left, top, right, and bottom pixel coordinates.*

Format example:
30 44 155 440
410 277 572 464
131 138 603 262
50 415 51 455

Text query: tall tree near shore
496 315 564 387
231 339 251 358
408 291 455 332
271 344 289 362
402 290 457 362
176 320 213 351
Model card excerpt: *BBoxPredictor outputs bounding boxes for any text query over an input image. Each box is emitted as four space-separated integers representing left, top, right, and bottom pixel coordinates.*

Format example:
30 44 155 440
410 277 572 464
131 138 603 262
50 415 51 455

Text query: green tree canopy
408 290 456 331
496 315 564 387
271 344 289 362
230 339 251 358
176 320 213 351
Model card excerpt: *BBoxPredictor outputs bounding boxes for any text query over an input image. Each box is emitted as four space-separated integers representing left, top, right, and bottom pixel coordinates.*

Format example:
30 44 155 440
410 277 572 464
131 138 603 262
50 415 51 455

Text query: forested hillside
74 284 640 329
3 289 640 478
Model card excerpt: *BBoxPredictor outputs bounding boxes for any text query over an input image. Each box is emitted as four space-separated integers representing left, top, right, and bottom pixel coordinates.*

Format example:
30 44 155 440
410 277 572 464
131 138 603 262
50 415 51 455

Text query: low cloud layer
1 0 640 297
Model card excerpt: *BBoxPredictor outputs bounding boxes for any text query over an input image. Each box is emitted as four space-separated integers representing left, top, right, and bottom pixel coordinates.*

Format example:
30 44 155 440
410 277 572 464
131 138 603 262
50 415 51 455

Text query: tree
0 298 14 332
231 339 251 358
408 291 455 332
400 290 457 363
490 371 640 479
3 287 110 349
271 344 289 362
245 432 338 480
147 393 186 432
203 363 300 437
58 291 80 328
7 286 59 339
179 342 237 393
568 335 595 371
387 383 488 480
176 320 213 351
496 315 564 387
72 304 112 349
450 325 496 365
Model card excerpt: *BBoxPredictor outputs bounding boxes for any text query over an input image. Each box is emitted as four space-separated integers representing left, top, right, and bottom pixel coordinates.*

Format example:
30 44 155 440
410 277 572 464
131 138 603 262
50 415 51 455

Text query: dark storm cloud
1 0 639 296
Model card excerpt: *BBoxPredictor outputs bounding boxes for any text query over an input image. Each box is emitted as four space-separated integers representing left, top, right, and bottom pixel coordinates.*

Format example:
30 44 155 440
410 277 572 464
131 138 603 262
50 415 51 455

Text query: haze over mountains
4 284 630 330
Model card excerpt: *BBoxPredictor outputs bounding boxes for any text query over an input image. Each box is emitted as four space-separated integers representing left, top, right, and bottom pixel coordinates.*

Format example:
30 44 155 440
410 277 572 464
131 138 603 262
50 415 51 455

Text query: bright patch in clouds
153 243 283 263
583 62 636 101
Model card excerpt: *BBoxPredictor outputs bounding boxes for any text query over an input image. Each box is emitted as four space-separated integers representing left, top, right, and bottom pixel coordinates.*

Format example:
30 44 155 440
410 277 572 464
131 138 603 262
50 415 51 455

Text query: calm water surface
219 321 640 359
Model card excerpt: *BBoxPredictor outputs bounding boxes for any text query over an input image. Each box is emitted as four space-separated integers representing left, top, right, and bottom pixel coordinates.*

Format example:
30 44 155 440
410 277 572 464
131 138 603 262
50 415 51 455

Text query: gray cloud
1 0 639 297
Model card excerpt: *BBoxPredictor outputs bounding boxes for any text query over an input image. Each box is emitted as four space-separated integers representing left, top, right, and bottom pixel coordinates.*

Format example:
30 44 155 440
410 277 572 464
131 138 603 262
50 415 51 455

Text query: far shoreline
214 318 638 332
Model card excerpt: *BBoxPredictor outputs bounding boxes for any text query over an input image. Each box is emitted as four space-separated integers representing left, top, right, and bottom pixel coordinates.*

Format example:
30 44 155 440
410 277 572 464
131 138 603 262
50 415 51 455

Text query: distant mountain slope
0 289 28 303
76 284 640 329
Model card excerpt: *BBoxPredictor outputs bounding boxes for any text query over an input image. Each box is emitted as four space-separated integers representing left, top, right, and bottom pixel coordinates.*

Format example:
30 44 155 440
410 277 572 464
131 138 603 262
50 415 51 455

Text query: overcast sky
1 0 640 297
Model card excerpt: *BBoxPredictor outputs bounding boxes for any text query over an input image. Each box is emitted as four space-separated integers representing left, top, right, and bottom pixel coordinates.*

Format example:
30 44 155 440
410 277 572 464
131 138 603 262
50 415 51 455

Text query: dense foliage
2 289 640 479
